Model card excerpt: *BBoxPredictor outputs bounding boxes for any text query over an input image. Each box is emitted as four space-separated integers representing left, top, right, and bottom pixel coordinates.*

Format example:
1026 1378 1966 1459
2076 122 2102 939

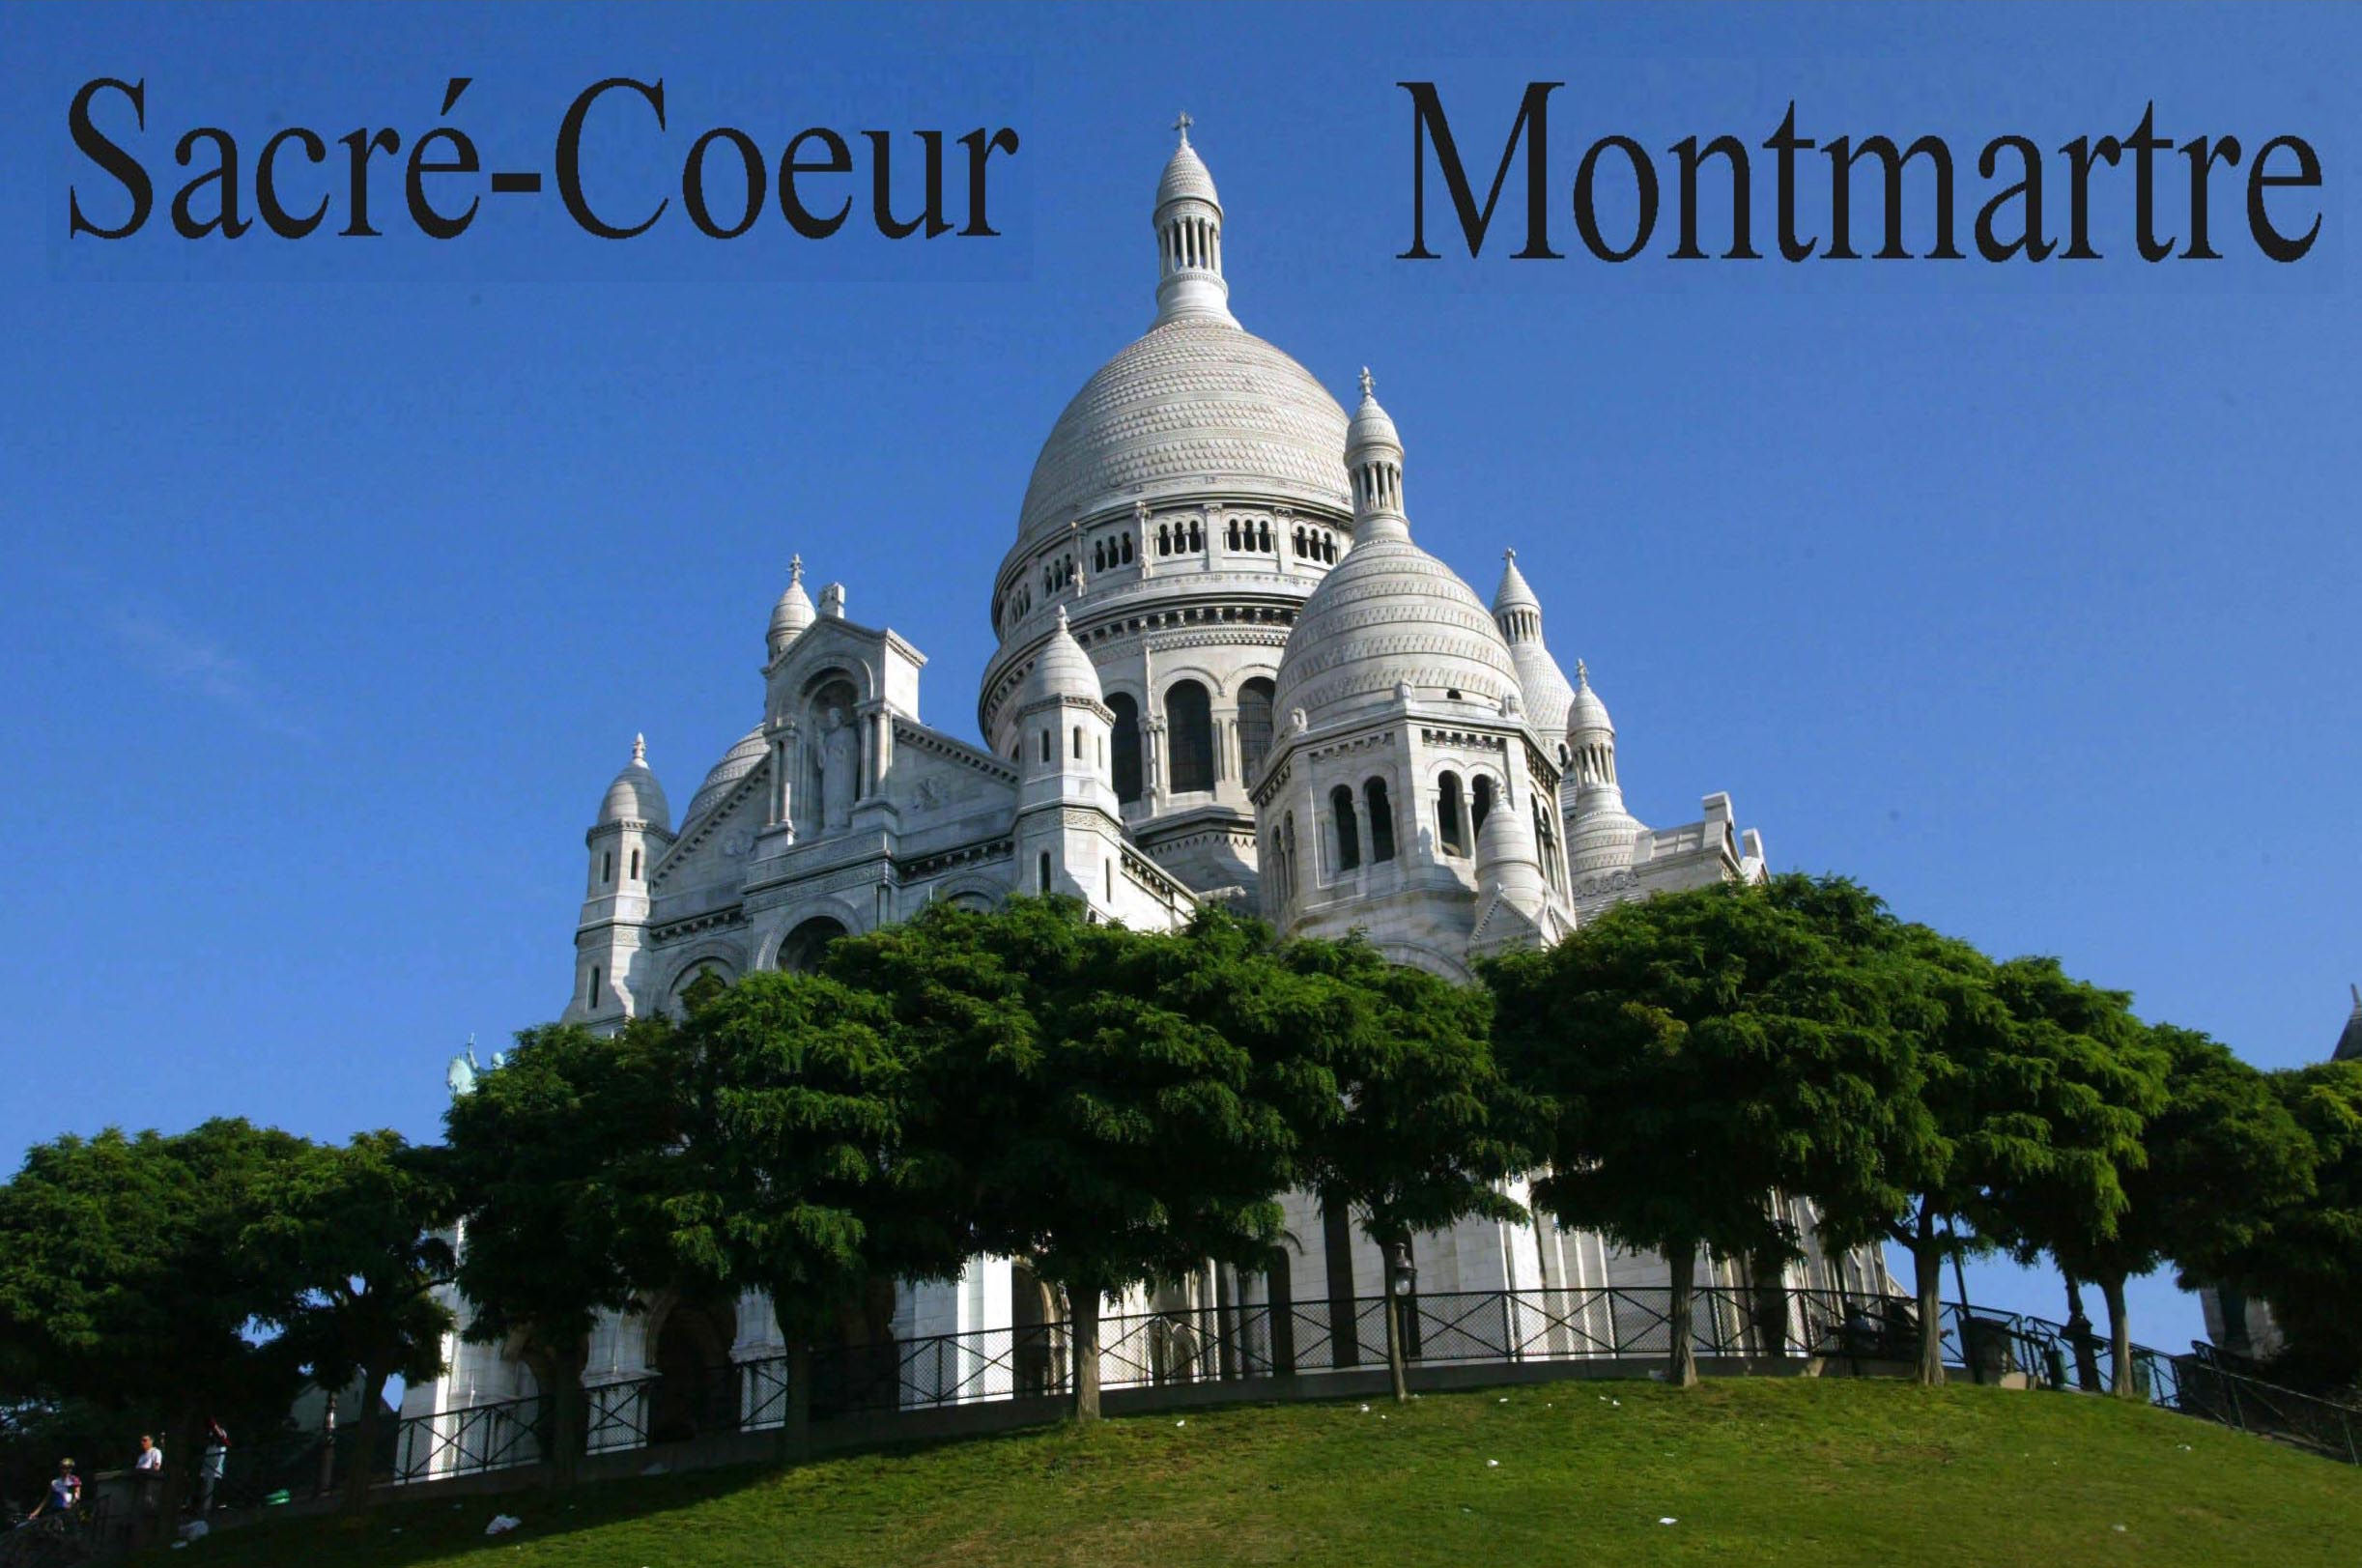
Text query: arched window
629 848 640 880
1039 851 1052 893
1093 541 1105 572
1238 677 1276 780
1121 533 1134 563
601 850 612 883
1039 729 1053 764
1323 531 1337 563
1293 525 1306 556
1108 693 1143 804
1282 811 1298 905
1330 784 1361 871
588 965 602 1005
1365 778 1396 862
1472 775 1495 837
1187 520 1204 552
1258 520 1272 552
1226 519 1241 550
1104 860 1114 902
1072 726 1084 760
1158 524 1172 556
778 917 848 973
1165 680 1214 793
1438 772 1467 857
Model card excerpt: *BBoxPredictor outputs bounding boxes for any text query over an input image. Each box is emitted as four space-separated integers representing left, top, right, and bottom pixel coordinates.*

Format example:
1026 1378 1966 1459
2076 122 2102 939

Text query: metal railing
381 1285 2362 1482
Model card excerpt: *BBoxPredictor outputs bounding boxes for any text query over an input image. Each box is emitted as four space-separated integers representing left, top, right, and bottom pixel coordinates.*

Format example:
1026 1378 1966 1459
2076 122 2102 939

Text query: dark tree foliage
250 1131 456 1507
824 898 1308 1420
443 1019 687 1482
0 1120 314 1540
1974 958 2167 1396
2216 1061 2362 1392
1286 935 1536 1402
667 970 967 1448
1487 876 1924 1387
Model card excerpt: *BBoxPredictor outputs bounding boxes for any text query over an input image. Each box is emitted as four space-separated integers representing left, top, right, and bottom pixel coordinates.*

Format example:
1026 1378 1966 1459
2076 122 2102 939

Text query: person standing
133 1434 163 1521
26 1458 78 1522
199 1420 229 1514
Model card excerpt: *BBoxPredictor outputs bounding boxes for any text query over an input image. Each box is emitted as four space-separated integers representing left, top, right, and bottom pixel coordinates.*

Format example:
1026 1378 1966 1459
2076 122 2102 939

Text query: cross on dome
1174 110 1193 145
1576 659 1589 684
632 732 646 764
789 554 803 584
1359 366 1375 399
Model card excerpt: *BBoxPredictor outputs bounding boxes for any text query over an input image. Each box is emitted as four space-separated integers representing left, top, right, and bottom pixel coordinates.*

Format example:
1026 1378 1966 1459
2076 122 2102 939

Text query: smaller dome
1567 659 1613 739
1568 786 1648 878
682 726 768 830
1157 128 1220 211
598 734 671 830
1493 550 1541 616
1346 368 1403 460
768 556 815 657
1494 550 1574 744
1017 607 1103 708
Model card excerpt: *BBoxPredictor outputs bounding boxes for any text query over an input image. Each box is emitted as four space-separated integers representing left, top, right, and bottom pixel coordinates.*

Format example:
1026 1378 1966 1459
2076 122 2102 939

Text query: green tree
2215 1061 2362 1391
666 969 966 1450
250 1131 457 1508
1974 958 2167 1396
2029 1024 2310 1397
0 1120 313 1542
1487 877 1924 1387
1287 936 1535 1403
827 898 1306 1421
442 1019 687 1483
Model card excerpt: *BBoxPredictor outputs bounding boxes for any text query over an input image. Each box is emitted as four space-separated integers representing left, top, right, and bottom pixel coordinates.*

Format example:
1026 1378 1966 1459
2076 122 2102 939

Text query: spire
632 732 646 765
1494 548 1542 623
768 555 817 657
1346 367 1408 539
1153 117 1234 326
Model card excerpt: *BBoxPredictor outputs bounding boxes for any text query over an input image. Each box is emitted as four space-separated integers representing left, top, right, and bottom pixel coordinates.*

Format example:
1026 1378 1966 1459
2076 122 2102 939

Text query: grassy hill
187 1381 2355 1568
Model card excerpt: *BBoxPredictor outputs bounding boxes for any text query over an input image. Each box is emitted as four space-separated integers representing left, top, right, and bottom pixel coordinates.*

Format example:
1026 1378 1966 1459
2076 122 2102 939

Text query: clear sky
3 2 2355 1354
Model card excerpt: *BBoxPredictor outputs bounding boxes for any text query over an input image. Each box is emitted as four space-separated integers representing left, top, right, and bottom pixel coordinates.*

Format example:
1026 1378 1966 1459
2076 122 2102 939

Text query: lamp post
1385 1240 1416 1405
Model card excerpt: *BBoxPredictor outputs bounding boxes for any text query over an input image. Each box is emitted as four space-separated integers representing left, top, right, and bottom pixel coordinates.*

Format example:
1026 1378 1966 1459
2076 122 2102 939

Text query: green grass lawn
185 1380 2356 1567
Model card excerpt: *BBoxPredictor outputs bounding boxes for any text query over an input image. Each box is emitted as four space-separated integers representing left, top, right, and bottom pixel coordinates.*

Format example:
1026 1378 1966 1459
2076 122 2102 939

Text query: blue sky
3 2 2355 1353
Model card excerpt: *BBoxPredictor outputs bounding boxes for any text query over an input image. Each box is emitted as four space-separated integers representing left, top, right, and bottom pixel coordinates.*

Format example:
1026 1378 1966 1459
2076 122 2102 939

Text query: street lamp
1384 1241 1417 1405
1388 1241 1417 1299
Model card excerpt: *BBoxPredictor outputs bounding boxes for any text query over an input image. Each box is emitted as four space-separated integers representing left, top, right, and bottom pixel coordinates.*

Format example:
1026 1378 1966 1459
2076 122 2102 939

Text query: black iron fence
377 1286 2362 1485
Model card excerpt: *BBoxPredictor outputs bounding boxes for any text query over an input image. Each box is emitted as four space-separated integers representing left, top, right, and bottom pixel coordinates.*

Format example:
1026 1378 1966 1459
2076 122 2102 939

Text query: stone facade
404 126 1878 1444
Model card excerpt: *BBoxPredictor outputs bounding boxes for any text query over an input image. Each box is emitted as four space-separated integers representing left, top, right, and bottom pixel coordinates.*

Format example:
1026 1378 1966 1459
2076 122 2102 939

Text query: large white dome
1013 318 1351 550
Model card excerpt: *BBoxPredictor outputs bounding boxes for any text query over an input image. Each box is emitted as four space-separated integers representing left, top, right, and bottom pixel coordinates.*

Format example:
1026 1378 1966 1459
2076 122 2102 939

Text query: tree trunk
1070 1286 1102 1424
340 1369 390 1513
1383 1279 1410 1404
1666 1246 1699 1388
2098 1271 2139 1401
784 1339 813 1456
1909 1209 1947 1386
540 1340 590 1488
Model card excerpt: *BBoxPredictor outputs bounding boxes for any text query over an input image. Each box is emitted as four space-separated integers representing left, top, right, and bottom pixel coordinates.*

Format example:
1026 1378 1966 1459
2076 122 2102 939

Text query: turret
1493 549 1576 750
574 735 673 1023
767 555 816 661
1012 609 1122 900
1153 113 1236 326
1563 662 1649 878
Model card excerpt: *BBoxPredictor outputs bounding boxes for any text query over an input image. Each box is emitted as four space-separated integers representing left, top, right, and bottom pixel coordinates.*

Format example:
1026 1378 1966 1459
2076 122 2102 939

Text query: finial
632 732 646 764
1504 547 1517 563
1056 605 1069 631
2351 982 2360 1009
1174 110 1194 146
1358 366 1375 399
789 554 803 584
1575 659 1588 686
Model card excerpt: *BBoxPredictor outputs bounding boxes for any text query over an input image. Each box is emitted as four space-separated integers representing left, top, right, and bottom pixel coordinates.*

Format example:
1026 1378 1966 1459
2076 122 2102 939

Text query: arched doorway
777 916 849 973
646 1297 738 1445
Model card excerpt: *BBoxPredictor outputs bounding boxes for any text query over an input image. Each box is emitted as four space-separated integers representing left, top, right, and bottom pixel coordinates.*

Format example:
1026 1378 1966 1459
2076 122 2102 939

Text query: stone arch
641 1293 739 1445
1106 690 1145 804
757 897 868 970
931 875 1005 912
662 946 745 1013
1164 678 1215 794
775 915 850 973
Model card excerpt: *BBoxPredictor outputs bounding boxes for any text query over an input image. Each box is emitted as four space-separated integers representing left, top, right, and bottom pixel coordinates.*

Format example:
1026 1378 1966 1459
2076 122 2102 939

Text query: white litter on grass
1487 1459 1500 1468
2113 1525 2127 1533
1498 1397 1509 1404
1360 1404 1372 1412
1659 1517 1678 1525
485 1514 523 1536
1611 1399 1622 1407
1175 1420 1186 1427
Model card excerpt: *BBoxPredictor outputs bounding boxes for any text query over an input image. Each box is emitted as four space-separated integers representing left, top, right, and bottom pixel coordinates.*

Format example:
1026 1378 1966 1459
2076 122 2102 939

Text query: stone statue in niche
818 706 859 832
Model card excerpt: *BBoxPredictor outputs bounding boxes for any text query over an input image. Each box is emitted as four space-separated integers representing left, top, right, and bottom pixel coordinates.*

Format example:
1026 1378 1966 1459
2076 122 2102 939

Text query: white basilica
410 126 1885 1444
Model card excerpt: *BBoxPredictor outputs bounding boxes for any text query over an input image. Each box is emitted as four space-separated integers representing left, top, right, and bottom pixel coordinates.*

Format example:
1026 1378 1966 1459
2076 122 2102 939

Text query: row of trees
3 880 2356 1509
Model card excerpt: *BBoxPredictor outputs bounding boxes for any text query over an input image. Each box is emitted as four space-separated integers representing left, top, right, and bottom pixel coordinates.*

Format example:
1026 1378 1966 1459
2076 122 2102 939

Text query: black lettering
1975 135 2053 262
557 77 668 239
1824 134 1960 260
1764 102 1816 262
2177 134 2241 260
957 127 1020 236
1669 134 1755 260
1397 80 1562 259
171 128 251 239
2126 103 2175 261
867 129 950 239
2061 134 2123 259
68 77 152 239
338 127 402 237
779 128 852 239
684 127 764 238
407 127 481 240
2247 135 2321 262
256 128 328 238
1573 135 1658 262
